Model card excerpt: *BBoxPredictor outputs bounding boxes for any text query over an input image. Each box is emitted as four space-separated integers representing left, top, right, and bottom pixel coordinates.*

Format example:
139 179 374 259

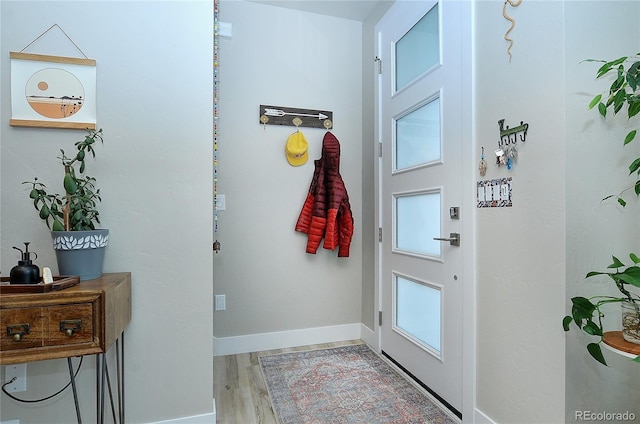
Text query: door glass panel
395 275 441 354
395 191 440 257
395 97 440 171
395 4 439 91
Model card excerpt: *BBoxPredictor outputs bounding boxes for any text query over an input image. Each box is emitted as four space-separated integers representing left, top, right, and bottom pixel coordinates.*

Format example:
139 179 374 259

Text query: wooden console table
1 272 131 423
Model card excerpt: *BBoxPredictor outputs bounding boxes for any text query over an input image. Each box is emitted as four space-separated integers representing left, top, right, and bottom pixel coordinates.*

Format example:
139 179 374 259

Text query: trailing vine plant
562 55 640 365
587 54 640 206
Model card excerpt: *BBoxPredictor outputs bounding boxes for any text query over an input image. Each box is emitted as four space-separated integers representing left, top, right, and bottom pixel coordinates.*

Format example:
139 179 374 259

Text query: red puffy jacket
295 132 354 257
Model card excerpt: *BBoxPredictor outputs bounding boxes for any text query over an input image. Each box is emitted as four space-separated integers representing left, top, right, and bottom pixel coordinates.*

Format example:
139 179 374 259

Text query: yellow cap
285 131 308 166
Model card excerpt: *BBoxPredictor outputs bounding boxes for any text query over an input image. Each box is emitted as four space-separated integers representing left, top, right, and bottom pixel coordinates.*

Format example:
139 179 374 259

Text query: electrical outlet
4 364 26 393
215 294 226 311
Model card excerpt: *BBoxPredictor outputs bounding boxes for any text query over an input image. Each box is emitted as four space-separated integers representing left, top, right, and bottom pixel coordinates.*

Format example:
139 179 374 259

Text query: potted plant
563 55 640 365
23 128 108 281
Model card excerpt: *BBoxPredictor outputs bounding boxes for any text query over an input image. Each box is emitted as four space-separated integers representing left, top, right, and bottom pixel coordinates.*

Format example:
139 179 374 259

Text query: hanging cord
19 24 89 58
1 356 83 403
503 0 523 62
213 0 222 253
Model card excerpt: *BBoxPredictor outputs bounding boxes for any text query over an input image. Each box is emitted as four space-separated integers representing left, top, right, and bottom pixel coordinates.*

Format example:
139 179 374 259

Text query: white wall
475 1 640 423
0 1 2 275
213 1 363 349
474 1 566 422
0 2 214 422
565 2 640 422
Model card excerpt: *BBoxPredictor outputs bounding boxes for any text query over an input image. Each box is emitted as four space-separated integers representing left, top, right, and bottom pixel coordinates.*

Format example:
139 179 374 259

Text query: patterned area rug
259 344 457 424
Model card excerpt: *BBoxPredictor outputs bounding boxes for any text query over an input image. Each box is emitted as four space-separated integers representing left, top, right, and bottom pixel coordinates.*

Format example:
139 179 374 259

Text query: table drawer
0 307 46 350
1 303 95 351
0 273 130 365
48 303 94 346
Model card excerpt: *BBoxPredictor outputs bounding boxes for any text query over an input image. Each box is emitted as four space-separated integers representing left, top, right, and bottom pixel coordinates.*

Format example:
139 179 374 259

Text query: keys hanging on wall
496 119 528 169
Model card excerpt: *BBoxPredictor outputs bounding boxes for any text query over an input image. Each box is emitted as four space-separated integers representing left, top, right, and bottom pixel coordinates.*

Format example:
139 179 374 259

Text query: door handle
433 233 460 246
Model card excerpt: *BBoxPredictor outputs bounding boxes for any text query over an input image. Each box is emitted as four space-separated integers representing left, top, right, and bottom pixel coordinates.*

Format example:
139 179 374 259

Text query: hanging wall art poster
9 52 96 129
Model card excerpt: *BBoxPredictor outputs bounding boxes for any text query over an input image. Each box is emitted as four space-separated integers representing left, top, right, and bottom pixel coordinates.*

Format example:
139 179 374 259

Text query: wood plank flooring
213 339 363 424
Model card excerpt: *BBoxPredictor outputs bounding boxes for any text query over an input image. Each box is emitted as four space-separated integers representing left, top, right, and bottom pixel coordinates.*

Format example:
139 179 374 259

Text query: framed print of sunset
10 52 96 129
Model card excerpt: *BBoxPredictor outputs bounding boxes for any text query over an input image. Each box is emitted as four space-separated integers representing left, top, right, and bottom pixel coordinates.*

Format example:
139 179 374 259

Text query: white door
376 0 467 417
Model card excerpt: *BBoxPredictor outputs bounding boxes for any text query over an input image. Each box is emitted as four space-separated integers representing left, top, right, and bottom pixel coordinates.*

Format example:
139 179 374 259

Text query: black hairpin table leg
68 357 82 424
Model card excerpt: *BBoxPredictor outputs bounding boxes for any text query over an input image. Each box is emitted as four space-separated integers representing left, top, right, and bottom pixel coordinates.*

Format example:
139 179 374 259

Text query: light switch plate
477 177 512 208
216 194 226 211
215 294 226 311
219 22 232 38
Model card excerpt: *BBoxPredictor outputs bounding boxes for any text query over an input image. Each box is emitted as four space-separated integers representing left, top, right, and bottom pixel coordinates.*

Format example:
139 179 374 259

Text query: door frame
372 1 476 422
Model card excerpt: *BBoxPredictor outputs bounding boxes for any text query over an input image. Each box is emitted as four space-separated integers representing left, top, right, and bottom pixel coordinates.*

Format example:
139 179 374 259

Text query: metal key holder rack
495 118 529 169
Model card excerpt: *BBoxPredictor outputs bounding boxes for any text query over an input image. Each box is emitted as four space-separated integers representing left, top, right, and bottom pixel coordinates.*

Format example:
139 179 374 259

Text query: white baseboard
151 399 215 423
474 408 497 424
360 323 377 349
213 323 364 356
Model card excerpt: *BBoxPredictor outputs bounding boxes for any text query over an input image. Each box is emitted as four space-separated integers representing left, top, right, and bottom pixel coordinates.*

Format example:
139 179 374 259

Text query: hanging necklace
479 147 487 176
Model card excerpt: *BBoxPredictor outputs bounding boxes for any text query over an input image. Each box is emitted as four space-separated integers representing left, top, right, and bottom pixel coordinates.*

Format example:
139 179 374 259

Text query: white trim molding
213 323 363 356
360 322 377 349
474 408 498 424
150 400 216 424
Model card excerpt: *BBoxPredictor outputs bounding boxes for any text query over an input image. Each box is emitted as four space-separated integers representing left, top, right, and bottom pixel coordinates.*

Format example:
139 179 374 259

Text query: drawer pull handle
60 319 82 336
7 323 30 341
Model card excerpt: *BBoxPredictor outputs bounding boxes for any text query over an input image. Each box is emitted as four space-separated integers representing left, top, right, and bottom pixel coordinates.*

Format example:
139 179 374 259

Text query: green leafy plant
563 56 640 365
563 254 640 365
23 128 104 232
585 54 640 206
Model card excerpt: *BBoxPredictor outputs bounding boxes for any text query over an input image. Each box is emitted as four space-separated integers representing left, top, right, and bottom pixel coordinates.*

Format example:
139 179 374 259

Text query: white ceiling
246 0 389 22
